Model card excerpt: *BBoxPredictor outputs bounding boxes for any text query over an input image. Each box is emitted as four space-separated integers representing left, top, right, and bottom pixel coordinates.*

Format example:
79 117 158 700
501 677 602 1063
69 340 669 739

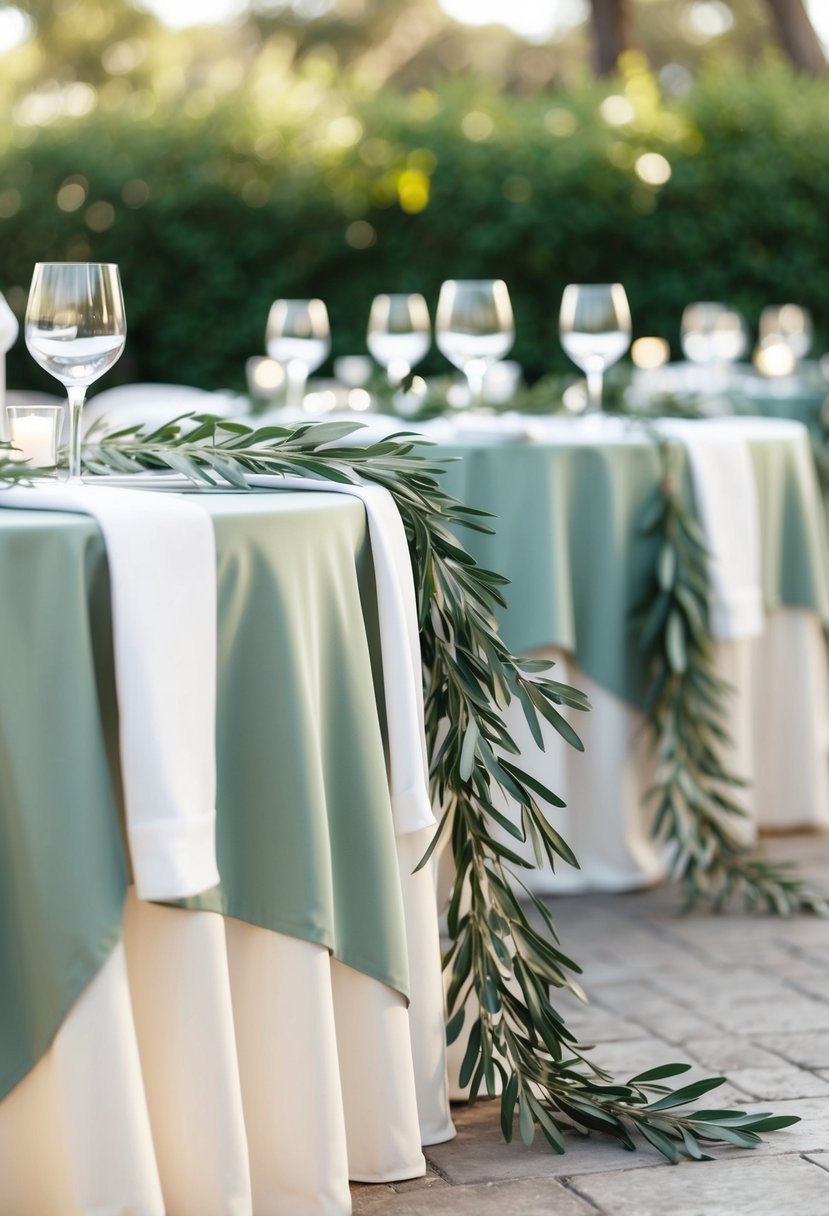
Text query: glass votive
334 355 373 388
246 356 285 400
6 405 63 472
631 336 671 370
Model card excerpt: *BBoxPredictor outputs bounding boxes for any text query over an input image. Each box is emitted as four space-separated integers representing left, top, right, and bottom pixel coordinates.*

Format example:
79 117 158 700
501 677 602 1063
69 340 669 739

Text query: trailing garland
12 412 789 1161
637 434 829 914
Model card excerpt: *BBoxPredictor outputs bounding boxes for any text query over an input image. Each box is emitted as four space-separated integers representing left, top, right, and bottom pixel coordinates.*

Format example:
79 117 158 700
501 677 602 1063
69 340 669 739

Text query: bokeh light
0 6 32 54
600 95 635 127
634 152 672 186
396 169 429 213
85 201 116 231
347 387 371 411
631 337 671 369
345 220 377 249
439 0 587 42
754 339 797 378
544 108 577 137
461 111 494 142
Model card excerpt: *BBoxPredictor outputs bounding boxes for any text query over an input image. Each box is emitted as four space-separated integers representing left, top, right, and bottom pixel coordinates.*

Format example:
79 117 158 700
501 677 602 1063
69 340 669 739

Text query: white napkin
247 474 434 837
657 418 764 640
0 482 220 900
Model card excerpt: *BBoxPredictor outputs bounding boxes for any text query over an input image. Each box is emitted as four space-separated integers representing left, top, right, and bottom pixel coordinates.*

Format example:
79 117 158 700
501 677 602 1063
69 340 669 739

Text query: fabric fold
246 474 434 837
657 418 765 641
0 482 219 900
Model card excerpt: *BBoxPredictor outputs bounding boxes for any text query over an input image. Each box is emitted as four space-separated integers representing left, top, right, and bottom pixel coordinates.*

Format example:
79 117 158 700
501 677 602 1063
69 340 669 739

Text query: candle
9 413 57 466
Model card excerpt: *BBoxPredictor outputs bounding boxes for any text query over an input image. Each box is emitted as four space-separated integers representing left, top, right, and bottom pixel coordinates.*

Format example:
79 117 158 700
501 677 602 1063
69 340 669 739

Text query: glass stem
466 364 486 411
586 369 603 414
387 359 411 388
67 386 86 483
286 360 309 409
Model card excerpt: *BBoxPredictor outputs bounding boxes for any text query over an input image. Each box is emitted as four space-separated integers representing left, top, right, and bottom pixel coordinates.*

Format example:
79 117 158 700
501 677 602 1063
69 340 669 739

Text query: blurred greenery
2 17 829 390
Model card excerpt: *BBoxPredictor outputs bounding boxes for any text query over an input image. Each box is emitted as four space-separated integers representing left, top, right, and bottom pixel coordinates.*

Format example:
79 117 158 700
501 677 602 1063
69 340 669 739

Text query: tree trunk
764 0 827 75
589 0 637 76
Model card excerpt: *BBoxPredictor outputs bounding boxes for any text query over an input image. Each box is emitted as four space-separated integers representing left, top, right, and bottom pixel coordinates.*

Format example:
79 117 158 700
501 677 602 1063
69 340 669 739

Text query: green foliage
636 433 829 914
0 444 39 485
54 413 800 1158
2 64 829 394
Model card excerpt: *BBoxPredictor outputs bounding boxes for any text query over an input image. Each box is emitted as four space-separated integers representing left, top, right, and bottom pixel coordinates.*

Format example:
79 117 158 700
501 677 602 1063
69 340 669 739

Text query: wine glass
25 263 126 483
435 280 514 409
265 298 330 409
559 283 631 413
759 304 812 363
681 301 748 363
680 302 726 365
367 293 431 386
710 308 748 365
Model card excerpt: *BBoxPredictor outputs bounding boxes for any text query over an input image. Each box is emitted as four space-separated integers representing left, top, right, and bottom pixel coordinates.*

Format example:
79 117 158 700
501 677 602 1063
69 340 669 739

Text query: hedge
2 61 828 393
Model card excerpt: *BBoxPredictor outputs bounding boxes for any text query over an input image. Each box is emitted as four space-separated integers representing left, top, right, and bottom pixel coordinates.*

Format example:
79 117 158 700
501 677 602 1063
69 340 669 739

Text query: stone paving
352 833 829 1215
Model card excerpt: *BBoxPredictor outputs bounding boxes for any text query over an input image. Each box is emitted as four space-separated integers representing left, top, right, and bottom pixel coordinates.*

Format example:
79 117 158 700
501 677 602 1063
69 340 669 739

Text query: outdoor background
1 0 828 391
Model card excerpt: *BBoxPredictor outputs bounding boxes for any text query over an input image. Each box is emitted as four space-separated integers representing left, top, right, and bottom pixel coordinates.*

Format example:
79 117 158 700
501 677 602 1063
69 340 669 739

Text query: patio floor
352 832 829 1215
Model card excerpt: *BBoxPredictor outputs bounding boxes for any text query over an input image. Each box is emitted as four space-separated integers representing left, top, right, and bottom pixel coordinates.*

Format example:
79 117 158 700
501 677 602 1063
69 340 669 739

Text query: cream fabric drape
460 607 829 896
0 830 454 1216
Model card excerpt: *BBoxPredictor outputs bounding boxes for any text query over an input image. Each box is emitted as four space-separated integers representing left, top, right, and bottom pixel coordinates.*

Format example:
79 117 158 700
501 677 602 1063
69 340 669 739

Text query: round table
0 490 453 1216
421 412 829 893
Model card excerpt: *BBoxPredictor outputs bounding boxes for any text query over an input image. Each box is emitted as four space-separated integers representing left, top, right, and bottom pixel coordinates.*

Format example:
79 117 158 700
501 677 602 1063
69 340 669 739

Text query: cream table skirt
473 607 829 895
0 828 453 1216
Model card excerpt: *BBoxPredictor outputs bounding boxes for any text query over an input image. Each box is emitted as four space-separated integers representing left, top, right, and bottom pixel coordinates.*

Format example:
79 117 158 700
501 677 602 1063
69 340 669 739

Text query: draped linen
0 491 454 1214
426 416 829 891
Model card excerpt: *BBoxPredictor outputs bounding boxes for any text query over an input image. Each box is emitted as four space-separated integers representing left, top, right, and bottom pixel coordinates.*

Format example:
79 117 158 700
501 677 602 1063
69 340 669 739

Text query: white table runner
0 482 219 900
658 417 768 640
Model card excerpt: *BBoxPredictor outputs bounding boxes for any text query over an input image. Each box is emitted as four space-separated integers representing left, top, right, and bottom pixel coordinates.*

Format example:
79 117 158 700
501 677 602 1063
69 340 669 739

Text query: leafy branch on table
54 411 801 1161
636 435 828 915
0 442 42 485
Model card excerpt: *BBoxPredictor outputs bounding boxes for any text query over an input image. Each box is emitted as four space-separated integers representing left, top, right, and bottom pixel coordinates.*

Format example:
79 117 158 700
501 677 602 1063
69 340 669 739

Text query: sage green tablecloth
430 426 829 709
731 387 827 433
0 491 408 1103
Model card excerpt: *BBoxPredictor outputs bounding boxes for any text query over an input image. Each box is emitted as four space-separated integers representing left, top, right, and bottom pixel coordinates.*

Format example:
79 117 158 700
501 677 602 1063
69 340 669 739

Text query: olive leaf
636 434 829 916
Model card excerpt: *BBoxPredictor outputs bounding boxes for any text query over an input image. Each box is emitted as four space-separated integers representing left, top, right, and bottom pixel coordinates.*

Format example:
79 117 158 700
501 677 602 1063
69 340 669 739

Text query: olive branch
636 434 828 915
0 442 40 485
0 411 782 1161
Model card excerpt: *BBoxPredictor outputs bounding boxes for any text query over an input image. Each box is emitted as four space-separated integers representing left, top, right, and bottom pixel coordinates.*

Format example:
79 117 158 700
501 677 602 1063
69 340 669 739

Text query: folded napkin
705 416 806 442
0 482 220 901
657 418 764 640
247 474 434 837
